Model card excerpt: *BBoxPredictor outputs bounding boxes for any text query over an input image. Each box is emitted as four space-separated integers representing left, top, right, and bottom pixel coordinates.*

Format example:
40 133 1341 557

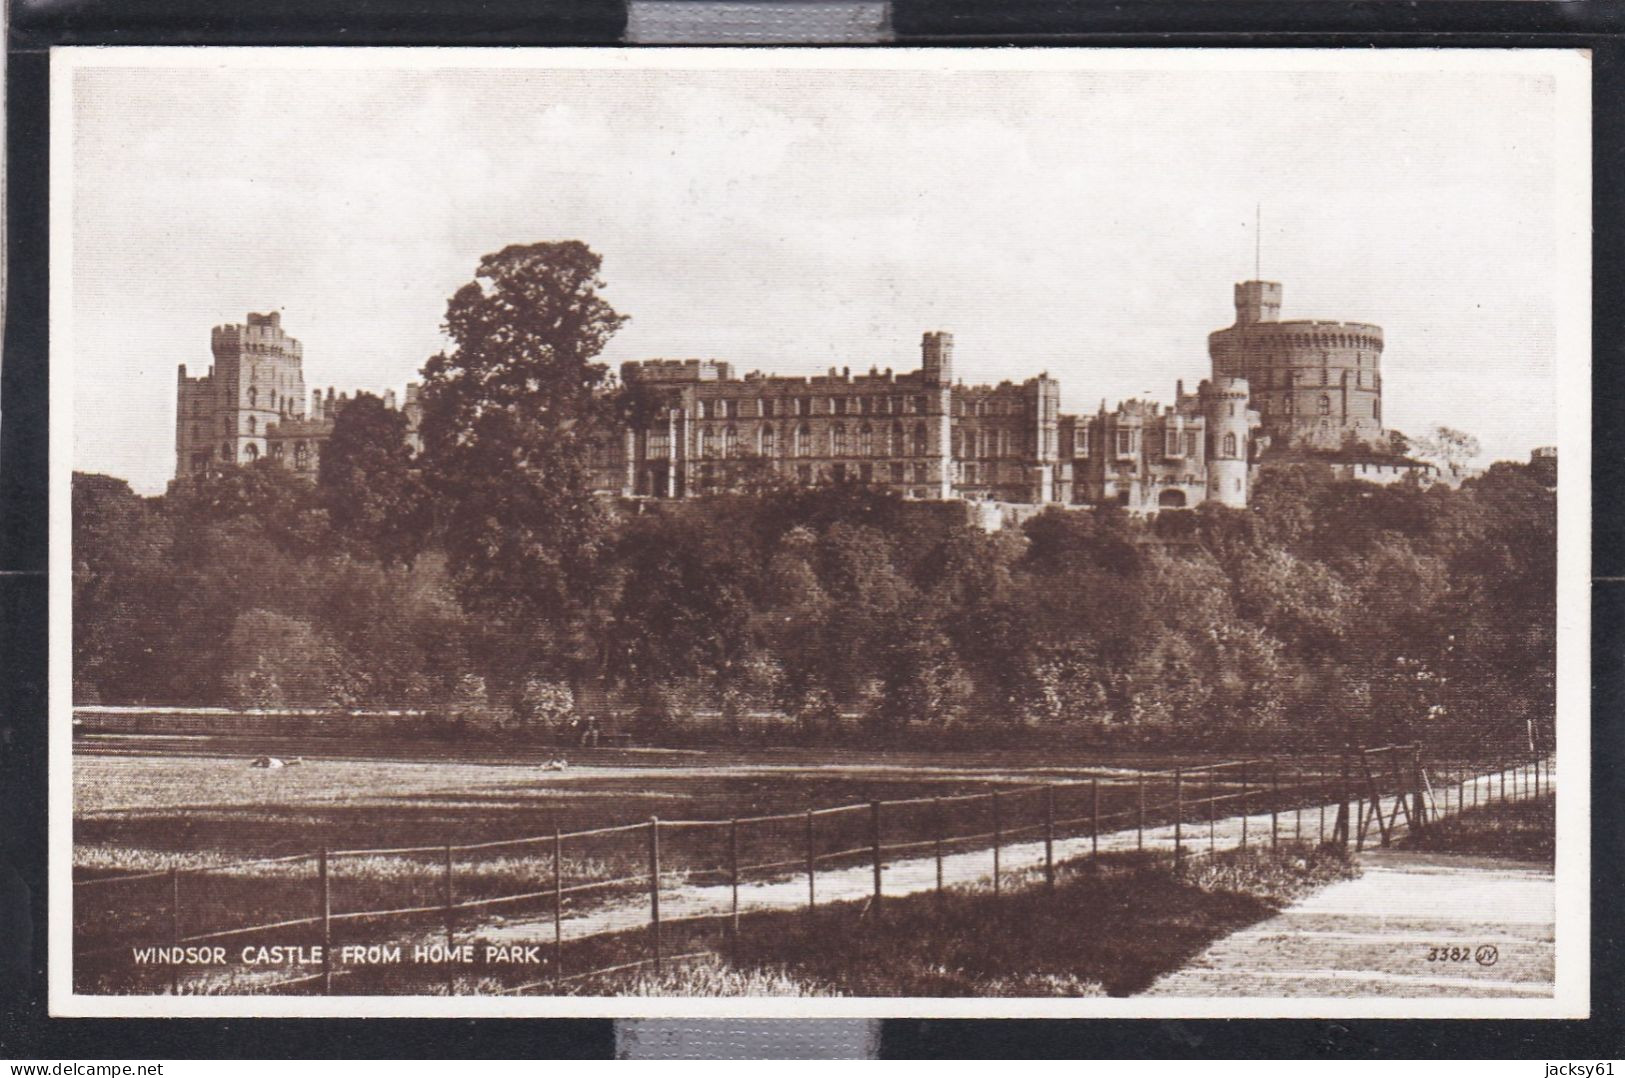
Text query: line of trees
71 242 1557 752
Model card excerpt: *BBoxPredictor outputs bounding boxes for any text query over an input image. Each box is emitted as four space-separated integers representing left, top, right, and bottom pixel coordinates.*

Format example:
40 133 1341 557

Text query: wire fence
73 745 1553 996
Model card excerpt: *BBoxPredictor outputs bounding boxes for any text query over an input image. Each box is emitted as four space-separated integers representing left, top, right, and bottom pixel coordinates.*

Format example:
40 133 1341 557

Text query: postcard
50 46 1590 1018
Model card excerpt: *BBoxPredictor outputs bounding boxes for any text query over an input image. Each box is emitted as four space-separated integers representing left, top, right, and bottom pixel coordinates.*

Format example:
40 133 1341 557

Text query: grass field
333 845 1359 997
1404 791 1556 866
72 734 1352 995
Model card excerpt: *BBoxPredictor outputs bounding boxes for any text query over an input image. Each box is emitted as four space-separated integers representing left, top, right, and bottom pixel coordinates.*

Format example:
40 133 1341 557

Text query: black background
3 1 1621 1059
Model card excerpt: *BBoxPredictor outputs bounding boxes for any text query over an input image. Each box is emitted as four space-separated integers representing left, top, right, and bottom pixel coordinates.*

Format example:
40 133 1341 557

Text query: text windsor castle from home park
174 277 1437 513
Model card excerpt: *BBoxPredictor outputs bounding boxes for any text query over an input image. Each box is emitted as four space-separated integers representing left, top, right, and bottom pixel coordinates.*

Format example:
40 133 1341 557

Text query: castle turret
1233 280 1283 325
1201 376 1251 508
1210 280 1384 451
921 331 954 386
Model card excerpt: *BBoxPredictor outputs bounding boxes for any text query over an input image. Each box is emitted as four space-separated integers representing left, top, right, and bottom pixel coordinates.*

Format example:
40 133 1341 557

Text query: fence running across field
74 745 1553 996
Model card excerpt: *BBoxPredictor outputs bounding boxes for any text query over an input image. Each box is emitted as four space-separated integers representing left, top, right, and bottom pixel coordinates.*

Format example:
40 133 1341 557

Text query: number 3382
1426 945 1470 962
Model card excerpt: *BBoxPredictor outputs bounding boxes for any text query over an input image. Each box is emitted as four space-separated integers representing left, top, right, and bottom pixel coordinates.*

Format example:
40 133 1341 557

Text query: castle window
912 423 928 457
247 416 256 434
914 462 928 484
916 396 928 415
247 387 257 408
1223 432 1238 457
224 417 233 436
891 422 905 457
723 425 738 458
649 428 669 459
1165 429 1181 457
222 442 233 461
761 398 775 418
269 389 276 409
1078 428 1090 457
1285 396 1295 416
796 424 812 457
859 423 873 457
831 423 847 457
294 442 308 468
965 462 978 484
832 397 846 416
1185 431 1198 458
245 443 258 461
701 427 717 458
1318 394 1331 416
760 424 776 457
1115 429 1132 457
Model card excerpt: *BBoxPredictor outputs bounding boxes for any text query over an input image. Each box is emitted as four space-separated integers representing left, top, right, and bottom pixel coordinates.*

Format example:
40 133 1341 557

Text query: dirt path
1141 847 1554 998
477 766 1548 951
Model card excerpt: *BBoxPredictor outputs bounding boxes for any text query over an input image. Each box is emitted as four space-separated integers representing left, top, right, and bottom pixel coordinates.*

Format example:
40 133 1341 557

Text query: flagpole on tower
1255 203 1261 281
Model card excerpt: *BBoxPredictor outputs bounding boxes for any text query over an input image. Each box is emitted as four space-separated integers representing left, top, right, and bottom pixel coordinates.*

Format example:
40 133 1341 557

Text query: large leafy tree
417 241 630 691
318 392 430 566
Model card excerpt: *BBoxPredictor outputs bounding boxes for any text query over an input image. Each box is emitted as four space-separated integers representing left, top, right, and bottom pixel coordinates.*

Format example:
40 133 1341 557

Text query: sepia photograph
48 47 1590 1019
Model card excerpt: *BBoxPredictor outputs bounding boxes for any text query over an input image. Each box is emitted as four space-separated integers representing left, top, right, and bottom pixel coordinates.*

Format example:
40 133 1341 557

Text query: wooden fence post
169 867 181 997
1295 767 1303 843
991 791 1002 898
443 844 455 951
1240 761 1249 850
1270 760 1279 849
1173 768 1183 867
1208 767 1217 853
1412 746 1427 831
1043 786 1055 892
933 797 944 896
1318 761 1326 845
870 801 883 908
648 817 661 976
729 817 740 964
318 850 331 996
1338 753 1351 848
1091 778 1100 861
805 809 816 911
1136 774 1145 851
552 828 562 991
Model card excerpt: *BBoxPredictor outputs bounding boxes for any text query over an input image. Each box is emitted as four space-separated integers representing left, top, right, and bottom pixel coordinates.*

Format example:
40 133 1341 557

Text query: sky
64 51 1580 494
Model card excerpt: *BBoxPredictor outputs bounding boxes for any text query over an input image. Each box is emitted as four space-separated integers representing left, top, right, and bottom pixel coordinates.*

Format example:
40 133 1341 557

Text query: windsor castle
174 278 1437 513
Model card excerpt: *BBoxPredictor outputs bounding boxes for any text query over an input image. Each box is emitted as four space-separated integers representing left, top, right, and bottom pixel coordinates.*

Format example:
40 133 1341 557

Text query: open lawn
69 736 1360 995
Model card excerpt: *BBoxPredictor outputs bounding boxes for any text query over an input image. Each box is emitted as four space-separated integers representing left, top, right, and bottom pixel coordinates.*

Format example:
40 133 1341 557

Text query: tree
417 241 630 692
318 393 430 566
1413 425 1482 476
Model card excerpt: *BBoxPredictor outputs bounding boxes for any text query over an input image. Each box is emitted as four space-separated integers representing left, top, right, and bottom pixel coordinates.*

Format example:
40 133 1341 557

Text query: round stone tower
1208 280 1384 451
1201 376 1251 508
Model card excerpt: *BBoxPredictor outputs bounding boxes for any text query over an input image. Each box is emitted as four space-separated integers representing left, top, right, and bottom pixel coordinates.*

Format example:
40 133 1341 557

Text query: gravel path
1141 847 1554 998
477 764 1551 952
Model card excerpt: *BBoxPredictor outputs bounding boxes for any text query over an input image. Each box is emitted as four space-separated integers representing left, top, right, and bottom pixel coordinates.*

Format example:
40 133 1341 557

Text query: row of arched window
199 439 311 468
1259 395 1380 420
698 395 930 420
689 421 932 460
